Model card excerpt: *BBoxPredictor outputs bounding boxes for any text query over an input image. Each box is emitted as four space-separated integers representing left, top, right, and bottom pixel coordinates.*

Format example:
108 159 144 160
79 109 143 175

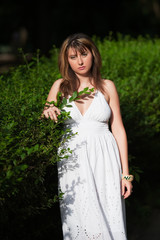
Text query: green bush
0 48 68 239
0 35 160 239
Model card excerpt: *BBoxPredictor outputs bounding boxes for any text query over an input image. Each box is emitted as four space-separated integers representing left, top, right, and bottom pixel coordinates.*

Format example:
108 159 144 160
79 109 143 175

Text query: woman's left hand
121 179 133 199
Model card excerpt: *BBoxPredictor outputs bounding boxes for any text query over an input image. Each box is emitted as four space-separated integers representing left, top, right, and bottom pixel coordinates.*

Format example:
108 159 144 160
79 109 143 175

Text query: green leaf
62 98 67 105
66 104 72 107
89 87 94 92
34 144 39 151
83 87 89 91
78 90 85 95
72 91 78 99
56 92 62 106
134 172 140 183
17 177 23 182
46 100 56 105
20 164 28 171
69 96 74 102
20 153 26 160
6 170 13 179
69 92 77 102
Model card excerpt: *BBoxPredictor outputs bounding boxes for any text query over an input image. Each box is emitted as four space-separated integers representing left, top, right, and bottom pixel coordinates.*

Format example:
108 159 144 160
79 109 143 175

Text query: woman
43 33 133 240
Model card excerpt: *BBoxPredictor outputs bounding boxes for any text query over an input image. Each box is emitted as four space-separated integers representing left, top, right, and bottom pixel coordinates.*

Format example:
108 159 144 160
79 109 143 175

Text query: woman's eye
82 53 87 57
70 56 76 59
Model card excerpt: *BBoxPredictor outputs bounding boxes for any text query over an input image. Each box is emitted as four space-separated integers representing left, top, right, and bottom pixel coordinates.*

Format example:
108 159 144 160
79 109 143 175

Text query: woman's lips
78 66 85 70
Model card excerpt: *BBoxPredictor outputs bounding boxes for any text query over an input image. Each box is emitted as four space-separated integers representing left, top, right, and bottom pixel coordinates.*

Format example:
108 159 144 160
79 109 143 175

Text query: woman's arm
46 78 63 103
42 79 63 121
104 79 133 199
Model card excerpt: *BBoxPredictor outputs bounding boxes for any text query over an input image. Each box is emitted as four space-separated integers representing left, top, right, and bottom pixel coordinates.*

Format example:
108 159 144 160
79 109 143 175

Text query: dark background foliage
0 0 160 55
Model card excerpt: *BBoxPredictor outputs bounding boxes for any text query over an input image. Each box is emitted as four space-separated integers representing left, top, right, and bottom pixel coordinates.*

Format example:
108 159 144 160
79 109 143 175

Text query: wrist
121 174 134 182
122 172 129 176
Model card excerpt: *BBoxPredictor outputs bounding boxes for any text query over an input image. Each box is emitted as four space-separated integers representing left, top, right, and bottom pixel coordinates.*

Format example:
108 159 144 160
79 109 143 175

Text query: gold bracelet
122 174 134 182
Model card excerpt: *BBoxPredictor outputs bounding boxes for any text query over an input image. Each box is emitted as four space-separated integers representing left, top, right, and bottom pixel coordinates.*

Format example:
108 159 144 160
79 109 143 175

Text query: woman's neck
77 75 93 89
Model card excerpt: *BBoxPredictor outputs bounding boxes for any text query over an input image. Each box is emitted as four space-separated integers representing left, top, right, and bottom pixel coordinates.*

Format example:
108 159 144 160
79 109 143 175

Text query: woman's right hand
42 106 61 122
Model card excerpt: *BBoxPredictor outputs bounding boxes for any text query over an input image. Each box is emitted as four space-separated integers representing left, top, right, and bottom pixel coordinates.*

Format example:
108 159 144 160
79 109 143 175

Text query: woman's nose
77 56 83 65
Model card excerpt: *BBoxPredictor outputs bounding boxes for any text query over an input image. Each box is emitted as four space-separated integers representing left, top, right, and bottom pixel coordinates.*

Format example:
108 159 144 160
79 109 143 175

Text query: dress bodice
63 90 111 124
62 90 111 136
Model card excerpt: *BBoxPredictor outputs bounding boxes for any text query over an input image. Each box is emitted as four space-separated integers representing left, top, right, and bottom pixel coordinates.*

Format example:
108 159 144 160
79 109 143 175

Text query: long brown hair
58 33 105 97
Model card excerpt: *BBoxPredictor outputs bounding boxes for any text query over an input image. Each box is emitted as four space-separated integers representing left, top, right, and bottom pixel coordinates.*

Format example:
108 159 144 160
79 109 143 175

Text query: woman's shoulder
50 78 63 90
103 79 116 88
53 78 63 87
103 79 117 93
48 78 63 97
102 79 119 101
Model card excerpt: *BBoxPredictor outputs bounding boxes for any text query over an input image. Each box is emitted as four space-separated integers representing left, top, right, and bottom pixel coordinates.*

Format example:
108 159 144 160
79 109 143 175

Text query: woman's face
67 47 93 76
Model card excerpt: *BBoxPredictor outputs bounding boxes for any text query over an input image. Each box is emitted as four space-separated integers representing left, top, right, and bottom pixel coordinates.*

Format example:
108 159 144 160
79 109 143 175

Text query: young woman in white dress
43 33 133 240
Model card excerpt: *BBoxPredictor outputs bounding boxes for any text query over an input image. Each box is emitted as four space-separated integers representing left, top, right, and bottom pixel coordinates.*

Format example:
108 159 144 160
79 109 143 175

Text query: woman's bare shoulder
52 78 63 87
103 79 120 106
103 79 116 88
103 79 117 94
50 78 63 91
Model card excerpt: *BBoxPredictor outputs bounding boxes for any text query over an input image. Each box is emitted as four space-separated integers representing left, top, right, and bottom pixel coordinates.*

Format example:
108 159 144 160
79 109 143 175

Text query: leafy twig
46 87 94 111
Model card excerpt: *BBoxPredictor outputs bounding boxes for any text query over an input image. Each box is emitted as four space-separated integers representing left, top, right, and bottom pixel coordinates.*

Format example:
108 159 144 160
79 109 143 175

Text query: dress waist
64 121 109 135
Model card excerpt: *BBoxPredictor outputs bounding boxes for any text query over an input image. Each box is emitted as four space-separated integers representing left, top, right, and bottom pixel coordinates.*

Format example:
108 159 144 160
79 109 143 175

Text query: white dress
57 90 127 240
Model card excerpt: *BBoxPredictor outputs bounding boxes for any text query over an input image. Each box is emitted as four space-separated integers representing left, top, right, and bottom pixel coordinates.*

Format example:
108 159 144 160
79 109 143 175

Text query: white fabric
57 90 127 240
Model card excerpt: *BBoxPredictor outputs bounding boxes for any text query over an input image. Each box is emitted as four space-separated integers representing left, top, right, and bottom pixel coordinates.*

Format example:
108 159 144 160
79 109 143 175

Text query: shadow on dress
57 135 88 239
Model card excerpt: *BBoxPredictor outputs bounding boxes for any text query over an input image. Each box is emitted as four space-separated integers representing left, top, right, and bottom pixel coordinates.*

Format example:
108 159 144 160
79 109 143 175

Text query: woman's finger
49 111 55 120
49 110 57 121
43 111 49 119
121 182 125 197
54 108 61 115
50 110 60 122
52 111 58 122
43 107 60 122
124 191 131 199
50 106 61 115
123 186 132 199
